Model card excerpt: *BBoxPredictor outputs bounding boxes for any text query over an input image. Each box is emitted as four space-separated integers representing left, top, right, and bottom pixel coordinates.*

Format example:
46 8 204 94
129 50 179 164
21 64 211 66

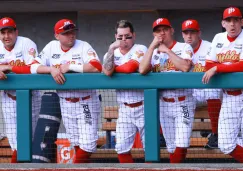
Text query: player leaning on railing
103 20 147 163
0 17 41 163
202 7 243 163
181 19 222 149
139 18 195 163
30 19 102 163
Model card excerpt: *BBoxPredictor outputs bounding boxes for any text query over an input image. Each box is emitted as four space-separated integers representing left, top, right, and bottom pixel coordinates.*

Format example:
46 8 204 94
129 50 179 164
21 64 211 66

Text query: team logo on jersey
152 64 161 72
0 54 4 59
135 50 144 58
152 57 168 72
9 59 25 66
216 43 223 48
52 54 61 59
15 52 22 58
216 50 240 63
28 48 36 58
167 59 177 71
193 63 205 72
87 49 96 58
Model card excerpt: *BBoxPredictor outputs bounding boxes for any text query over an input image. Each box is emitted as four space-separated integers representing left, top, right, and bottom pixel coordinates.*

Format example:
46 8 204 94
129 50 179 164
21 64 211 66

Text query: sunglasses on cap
63 24 76 30
59 24 78 34
116 36 133 40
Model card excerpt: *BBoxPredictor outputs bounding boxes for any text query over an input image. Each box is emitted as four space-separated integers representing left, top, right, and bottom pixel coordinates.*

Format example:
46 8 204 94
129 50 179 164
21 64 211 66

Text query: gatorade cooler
55 135 75 163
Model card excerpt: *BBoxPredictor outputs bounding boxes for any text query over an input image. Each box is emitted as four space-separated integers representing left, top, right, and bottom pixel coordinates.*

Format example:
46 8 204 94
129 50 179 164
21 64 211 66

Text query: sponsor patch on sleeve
87 49 96 58
135 50 144 58
28 48 36 58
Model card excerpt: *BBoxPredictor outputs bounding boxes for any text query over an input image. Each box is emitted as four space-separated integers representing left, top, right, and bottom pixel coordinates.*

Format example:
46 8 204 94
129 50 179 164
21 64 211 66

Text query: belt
124 101 143 108
223 90 242 96
7 93 16 101
162 96 186 103
65 95 91 103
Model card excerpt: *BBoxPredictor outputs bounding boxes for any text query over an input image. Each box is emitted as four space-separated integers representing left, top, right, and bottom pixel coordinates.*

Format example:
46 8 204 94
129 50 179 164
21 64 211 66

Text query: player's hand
0 71 7 80
158 43 169 53
0 65 11 73
202 66 217 84
150 36 163 49
60 64 70 74
109 40 121 51
50 67 65 85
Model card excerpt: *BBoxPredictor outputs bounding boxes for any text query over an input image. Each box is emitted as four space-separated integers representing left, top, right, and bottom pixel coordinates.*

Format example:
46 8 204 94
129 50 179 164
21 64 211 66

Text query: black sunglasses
117 36 133 40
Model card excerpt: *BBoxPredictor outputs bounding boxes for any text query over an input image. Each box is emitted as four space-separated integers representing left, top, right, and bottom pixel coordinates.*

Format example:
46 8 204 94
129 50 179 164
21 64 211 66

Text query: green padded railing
1 72 242 162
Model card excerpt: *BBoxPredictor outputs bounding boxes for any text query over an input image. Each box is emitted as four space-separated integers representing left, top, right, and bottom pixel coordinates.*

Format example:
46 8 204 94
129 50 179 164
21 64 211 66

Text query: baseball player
0 17 41 163
139 18 195 163
182 19 222 149
103 20 147 163
202 7 243 162
31 19 102 163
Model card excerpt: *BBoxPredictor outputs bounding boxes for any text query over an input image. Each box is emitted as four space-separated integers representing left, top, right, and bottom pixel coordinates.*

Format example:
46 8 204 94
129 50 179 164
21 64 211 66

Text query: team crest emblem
29 48 36 58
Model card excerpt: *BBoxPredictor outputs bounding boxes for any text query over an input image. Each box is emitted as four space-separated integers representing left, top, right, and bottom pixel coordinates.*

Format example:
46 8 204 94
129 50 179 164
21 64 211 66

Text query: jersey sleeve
35 43 51 66
181 43 193 60
22 39 38 65
206 34 219 63
130 45 147 63
82 42 100 63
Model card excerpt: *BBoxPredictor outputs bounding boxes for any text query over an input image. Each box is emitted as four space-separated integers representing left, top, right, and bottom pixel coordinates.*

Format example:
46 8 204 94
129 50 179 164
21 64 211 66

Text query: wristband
69 64 84 73
30 64 41 74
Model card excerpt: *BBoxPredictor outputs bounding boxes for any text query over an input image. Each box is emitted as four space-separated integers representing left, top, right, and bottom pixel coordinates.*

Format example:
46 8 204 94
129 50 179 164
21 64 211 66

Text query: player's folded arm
86 59 102 72
204 60 243 72
216 61 243 72
115 59 139 73
30 61 51 74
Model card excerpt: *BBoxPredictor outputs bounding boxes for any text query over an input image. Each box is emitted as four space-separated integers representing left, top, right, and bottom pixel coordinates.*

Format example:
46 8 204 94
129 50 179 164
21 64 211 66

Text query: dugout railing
0 72 241 163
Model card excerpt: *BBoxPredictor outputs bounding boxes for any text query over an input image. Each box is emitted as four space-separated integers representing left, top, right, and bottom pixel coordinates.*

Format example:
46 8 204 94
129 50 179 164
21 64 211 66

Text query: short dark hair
115 20 134 34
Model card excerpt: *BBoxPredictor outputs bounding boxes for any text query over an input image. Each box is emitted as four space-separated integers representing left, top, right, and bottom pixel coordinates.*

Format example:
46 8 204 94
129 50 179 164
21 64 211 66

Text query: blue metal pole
16 90 32 162
144 89 160 162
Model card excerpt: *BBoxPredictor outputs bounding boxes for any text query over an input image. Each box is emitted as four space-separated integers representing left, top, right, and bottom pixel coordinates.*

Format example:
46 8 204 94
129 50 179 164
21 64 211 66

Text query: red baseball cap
0 17 17 31
223 7 242 19
54 19 78 34
182 19 200 32
152 18 172 31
